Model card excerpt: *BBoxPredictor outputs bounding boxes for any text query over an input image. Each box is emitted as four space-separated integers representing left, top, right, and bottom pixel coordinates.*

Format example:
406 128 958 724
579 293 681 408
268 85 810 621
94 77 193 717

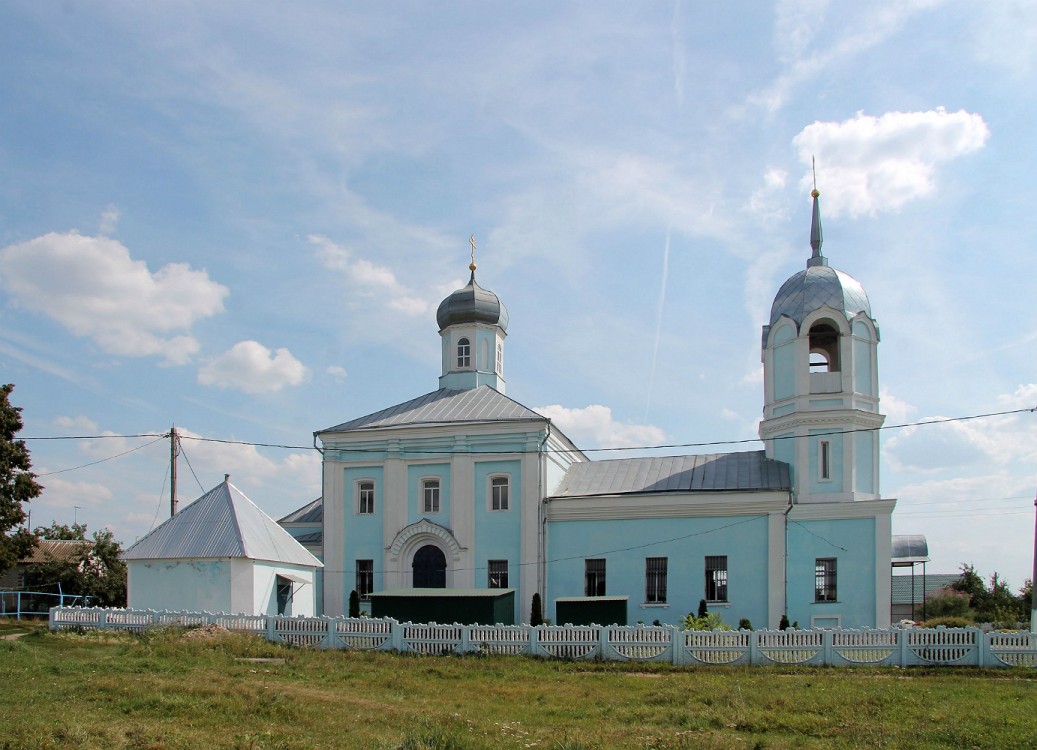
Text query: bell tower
759 190 883 503
435 237 509 393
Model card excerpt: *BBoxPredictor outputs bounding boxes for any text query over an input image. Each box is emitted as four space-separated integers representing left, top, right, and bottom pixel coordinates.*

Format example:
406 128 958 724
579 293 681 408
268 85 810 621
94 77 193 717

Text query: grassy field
1 622 1035 749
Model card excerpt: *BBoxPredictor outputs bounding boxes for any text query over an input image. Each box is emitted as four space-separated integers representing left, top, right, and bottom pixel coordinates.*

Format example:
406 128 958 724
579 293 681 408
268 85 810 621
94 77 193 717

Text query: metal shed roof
891 534 930 565
122 479 322 567
549 451 791 498
317 385 545 433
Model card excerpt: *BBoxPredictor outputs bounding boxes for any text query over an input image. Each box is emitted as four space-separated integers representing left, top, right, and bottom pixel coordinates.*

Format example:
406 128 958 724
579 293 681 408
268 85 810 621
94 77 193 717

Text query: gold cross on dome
469 235 477 270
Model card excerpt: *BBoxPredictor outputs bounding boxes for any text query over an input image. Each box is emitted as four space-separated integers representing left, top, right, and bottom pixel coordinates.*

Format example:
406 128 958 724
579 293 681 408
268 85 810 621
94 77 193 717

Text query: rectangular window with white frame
488 559 508 589
819 439 832 481
490 476 509 511
357 481 375 514
356 559 373 601
585 558 606 597
422 479 441 514
815 558 837 602
705 555 728 602
645 557 667 604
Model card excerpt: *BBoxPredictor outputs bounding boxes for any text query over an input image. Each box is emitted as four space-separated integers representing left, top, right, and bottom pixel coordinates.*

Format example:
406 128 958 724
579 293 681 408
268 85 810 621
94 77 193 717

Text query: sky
1 1 1035 591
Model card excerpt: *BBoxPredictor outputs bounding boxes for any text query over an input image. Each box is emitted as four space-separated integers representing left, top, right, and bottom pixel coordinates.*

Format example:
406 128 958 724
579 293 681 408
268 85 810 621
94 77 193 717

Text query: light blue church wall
473 459 522 589
546 515 772 628
128 560 232 613
786 517 876 628
856 431 875 494
772 342 796 401
853 327 874 397
808 429 844 494
341 466 384 604
407 463 451 525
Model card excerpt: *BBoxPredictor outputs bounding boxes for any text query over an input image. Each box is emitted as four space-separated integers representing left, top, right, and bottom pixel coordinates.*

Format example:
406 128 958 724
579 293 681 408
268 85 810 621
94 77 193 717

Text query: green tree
25 522 127 607
348 589 360 618
0 384 41 576
923 587 972 620
530 592 543 626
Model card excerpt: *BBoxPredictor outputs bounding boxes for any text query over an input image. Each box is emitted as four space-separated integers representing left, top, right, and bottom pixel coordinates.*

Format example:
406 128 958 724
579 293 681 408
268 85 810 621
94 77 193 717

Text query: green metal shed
370 588 515 625
555 596 628 626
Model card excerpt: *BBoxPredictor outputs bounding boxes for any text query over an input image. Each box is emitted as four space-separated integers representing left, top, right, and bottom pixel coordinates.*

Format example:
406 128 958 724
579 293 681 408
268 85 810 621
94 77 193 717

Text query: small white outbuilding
123 478 322 616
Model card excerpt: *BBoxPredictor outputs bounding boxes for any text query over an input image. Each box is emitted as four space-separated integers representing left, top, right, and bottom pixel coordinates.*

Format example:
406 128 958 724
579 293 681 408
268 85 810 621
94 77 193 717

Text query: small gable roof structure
124 479 321 568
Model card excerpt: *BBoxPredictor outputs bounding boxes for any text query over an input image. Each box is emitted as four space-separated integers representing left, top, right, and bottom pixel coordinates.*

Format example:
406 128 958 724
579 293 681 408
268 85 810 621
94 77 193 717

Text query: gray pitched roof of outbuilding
317 385 546 433
122 480 322 567
891 574 961 605
549 451 790 498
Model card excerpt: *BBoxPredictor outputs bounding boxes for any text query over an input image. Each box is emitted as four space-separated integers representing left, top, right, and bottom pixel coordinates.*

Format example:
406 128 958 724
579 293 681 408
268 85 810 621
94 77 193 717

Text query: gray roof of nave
318 386 545 434
550 451 790 498
278 497 323 524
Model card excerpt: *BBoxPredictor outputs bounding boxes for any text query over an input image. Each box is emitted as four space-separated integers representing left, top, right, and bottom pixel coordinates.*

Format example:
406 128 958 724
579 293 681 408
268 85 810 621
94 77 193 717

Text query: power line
35 435 168 477
22 405 1036 457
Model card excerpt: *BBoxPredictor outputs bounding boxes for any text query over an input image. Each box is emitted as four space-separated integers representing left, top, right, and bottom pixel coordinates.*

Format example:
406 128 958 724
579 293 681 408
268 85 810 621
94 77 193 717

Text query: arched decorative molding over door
387 519 465 588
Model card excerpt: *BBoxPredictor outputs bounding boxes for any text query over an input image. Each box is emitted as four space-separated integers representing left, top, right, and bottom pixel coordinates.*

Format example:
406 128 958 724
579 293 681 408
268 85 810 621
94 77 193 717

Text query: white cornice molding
760 410 885 436
387 518 465 559
546 491 789 522
789 498 896 521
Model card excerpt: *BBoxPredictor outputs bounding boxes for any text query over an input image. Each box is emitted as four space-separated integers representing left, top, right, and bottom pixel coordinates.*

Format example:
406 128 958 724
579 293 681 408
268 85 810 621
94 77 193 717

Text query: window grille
645 557 667 603
488 560 508 589
815 558 837 602
585 559 606 597
356 560 374 601
705 555 728 602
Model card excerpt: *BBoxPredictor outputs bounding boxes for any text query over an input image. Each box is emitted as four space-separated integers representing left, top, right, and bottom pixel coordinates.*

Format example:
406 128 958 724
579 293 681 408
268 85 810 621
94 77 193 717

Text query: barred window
356 560 373 601
358 481 375 514
705 555 728 602
645 557 667 603
488 560 508 589
819 440 832 481
815 558 837 602
491 476 509 511
585 559 606 597
423 479 440 514
457 337 471 368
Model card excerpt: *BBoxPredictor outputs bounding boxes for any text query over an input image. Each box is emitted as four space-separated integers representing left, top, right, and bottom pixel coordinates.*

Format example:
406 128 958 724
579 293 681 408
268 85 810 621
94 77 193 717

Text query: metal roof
294 531 323 545
278 497 323 524
769 265 871 326
435 272 509 332
20 539 91 565
318 386 545 434
892 534 930 565
549 451 791 498
122 480 322 567
891 574 960 605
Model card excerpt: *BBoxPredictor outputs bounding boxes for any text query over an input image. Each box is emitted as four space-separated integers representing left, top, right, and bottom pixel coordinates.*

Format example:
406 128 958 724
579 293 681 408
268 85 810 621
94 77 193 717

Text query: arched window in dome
457 338 471 368
808 321 841 372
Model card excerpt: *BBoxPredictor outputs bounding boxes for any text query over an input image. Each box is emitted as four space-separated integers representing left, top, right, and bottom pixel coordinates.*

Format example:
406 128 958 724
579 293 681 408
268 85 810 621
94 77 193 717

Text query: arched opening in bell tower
808 320 841 372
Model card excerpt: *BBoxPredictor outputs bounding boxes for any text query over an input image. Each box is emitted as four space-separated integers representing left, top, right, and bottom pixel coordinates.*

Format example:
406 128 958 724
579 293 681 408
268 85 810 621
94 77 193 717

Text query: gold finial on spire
469 234 477 272
811 156 820 199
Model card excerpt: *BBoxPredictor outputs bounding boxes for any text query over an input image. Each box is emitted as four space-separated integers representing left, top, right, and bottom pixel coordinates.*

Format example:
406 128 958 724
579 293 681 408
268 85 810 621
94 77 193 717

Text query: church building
281 190 895 629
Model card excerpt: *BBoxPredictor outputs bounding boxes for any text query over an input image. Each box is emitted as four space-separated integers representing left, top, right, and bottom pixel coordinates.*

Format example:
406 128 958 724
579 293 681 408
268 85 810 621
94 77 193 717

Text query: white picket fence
48 606 1037 668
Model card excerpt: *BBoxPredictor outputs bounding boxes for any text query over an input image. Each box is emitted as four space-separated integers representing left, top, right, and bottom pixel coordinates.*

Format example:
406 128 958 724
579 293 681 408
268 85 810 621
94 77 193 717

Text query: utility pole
1031 486 1036 633
170 426 180 517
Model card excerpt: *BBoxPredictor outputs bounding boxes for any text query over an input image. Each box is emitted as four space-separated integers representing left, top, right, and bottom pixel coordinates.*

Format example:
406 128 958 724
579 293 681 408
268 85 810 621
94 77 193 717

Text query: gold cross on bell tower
469 234 477 272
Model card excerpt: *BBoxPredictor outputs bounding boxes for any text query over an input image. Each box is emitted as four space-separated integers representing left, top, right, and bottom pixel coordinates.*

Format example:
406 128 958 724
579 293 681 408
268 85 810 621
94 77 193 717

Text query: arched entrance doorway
412 544 447 588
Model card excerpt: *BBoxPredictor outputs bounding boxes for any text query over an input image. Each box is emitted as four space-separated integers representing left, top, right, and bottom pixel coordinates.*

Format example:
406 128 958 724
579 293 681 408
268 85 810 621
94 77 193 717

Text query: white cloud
37 477 114 510
53 415 100 433
747 168 789 221
792 109 989 218
197 340 309 394
0 232 228 364
99 205 120 236
326 365 348 381
533 404 667 450
309 234 432 317
884 387 1037 474
749 0 946 113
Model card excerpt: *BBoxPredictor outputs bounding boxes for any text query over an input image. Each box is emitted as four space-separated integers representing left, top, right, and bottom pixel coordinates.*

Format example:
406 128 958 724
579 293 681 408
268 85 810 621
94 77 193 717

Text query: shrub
530 593 543 626
924 587 972 620
920 616 974 629
738 618 752 631
682 611 730 631
697 599 708 618
779 614 789 631
349 590 360 618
